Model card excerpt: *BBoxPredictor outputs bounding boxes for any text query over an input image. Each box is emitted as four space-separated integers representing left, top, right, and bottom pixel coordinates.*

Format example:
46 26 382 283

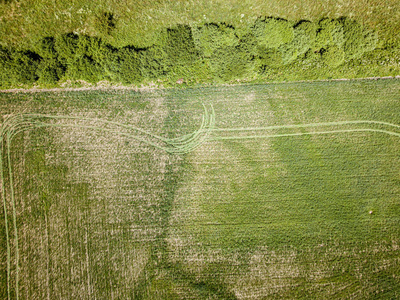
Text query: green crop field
1 79 400 298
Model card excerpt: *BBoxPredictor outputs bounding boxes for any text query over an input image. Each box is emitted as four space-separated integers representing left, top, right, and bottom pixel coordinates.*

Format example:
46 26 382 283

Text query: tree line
0 16 380 87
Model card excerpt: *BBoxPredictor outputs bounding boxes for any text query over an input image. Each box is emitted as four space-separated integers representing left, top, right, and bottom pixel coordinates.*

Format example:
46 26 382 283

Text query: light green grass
1 79 400 298
1 0 400 50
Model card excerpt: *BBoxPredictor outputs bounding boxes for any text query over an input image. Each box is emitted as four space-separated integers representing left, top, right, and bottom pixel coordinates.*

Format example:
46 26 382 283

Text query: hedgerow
0 16 394 89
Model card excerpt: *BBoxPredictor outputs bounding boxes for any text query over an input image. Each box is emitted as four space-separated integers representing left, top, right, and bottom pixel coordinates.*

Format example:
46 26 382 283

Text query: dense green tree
36 58 65 83
0 16 383 87
54 33 79 65
139 46 168 79
37 37 58 59
66 55 104 83
321 45 345 67
279 21 317 64
251 17 294 49
162 25 200 66
7 50 41 84
257 47 283 68
114 47 142 84
339 17 378 59
209 45 252 81
192 23 239 57
315 18 345 50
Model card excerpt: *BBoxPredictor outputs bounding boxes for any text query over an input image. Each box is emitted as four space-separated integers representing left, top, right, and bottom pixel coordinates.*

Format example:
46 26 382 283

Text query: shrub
102 47 142 84
257 47 283 68
315 18 345 49
139 46 168 79
113 47 142 84
294 21 317 48
321 45 345 67
76 35 110 62
251 17 294 48
8 50 41 84
36 58 65 83
38 37 58 59
192 23 239 57
0 17 384 87
339 17 378 59
162 25 200 66
101 46 123 80
279 21 317 65
54 33 79 65
66 55 104 83
239 30 259 57
0 46 12 85
209 46 251 81
55 34 112 82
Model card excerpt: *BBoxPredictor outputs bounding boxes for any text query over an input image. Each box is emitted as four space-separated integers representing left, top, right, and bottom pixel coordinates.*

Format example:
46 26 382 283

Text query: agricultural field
1 79 400 298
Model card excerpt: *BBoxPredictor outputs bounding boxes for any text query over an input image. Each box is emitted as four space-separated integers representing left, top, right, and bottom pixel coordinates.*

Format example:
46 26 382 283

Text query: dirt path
1 76 399 94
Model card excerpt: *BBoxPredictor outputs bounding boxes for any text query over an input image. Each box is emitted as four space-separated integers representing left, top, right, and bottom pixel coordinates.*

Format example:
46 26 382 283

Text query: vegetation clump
0 16 392 88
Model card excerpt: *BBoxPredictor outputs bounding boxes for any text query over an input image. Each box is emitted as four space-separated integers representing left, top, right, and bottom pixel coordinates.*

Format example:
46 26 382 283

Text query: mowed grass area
1 79 400 298
1 0 400 50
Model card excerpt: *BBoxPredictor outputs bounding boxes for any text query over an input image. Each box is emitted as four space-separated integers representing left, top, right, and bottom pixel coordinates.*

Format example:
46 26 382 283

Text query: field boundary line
6 133 19 300
211 120 400 132
211 128 400 141
0 76 399 94
0 128 11 300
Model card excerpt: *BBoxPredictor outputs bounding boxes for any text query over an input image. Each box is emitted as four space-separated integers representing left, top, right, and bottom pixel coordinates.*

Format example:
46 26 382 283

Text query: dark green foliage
101 46 123 80
209 46 252 81
36 58 65 83
315 18 345 50
0 46 12 86
252 17 294 48
321 45 345 68
192 23 239 57
66 55 104 83
76 35 110 61
7 50 41 84
94 11 116 36
113 47 142 84
339 17 378 59
54 33 79 65
239 31 259 57
0 16 385 88
55 34 111 82
279 21 317 65
162 25 200 66
37 37 58 59
257 47 283 69
139 46 168 79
